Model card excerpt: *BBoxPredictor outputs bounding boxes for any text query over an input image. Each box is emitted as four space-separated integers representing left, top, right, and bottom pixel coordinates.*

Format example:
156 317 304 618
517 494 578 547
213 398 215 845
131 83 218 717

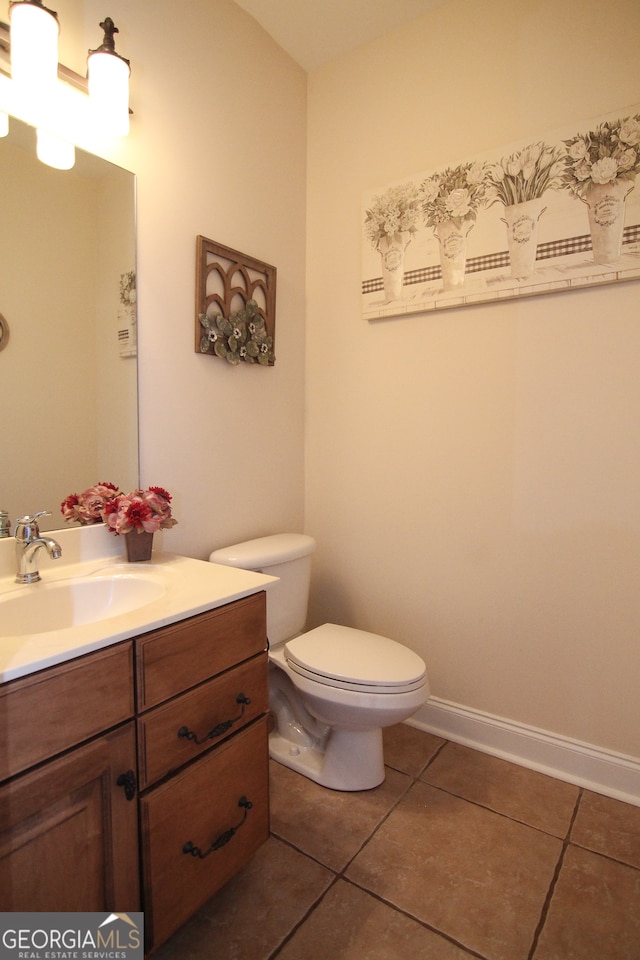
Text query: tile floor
153 724 640 960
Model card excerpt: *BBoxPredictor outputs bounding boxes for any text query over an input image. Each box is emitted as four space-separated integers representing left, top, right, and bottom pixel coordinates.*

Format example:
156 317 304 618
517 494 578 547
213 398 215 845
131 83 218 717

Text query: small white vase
434 219 473 289
378 232 411 301
501 197 547 280
582 179 634 264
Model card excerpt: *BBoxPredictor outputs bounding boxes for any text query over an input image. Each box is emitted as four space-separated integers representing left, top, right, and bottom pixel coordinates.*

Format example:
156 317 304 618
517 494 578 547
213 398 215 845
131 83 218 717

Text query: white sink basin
0 573 165 637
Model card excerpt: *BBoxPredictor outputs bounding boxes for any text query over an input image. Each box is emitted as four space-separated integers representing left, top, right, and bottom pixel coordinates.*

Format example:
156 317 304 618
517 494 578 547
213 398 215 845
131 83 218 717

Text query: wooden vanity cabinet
0 642 139 911
0 589 270 951
136 592 270 953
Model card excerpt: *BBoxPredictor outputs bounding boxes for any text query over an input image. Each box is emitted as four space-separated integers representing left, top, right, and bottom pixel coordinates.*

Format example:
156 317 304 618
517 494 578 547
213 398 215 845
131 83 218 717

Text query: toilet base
269 725 385 791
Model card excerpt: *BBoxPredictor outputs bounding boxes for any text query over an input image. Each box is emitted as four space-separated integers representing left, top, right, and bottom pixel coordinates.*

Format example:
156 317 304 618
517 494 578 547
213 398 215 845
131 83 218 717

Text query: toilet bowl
210 534 429 791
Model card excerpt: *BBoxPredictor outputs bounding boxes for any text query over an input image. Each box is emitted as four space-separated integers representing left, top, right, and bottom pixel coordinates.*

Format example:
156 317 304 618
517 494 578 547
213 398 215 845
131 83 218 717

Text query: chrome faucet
14 512 62 584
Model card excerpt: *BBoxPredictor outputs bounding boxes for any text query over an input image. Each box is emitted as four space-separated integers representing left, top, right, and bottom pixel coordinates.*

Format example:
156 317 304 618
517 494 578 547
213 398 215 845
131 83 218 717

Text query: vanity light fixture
87 18 130 137
0 5 131 168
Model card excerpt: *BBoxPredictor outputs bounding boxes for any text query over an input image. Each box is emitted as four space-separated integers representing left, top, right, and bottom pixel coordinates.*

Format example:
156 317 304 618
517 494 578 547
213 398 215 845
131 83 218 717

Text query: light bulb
88 48 130 136
36 127 75 169
10 0 59 90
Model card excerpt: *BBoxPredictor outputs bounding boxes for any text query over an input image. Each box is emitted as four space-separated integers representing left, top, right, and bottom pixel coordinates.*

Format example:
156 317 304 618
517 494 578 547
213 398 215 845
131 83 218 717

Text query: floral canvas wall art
361 105 640 319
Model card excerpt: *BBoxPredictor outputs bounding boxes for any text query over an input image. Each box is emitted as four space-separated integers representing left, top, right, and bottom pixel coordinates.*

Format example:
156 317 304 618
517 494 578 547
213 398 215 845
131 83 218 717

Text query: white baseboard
409 697 640 807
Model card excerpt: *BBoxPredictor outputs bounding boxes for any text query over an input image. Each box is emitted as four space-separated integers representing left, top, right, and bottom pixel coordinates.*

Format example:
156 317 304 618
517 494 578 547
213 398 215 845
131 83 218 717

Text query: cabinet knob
116 769 137 801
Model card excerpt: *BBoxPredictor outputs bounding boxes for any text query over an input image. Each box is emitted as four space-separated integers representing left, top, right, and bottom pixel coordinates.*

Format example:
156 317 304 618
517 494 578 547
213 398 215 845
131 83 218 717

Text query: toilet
209 533 429 791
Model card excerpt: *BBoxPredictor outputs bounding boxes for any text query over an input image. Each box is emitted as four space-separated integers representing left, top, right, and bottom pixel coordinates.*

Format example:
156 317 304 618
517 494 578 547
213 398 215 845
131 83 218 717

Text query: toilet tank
209 534 316 648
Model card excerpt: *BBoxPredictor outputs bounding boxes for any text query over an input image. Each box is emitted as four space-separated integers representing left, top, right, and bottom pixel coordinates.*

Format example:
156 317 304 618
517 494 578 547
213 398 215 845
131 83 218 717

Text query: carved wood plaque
195 236 276 365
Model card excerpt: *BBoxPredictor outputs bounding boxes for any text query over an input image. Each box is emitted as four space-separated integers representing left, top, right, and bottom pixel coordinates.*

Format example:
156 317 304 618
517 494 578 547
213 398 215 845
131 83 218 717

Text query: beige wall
305 0 640 758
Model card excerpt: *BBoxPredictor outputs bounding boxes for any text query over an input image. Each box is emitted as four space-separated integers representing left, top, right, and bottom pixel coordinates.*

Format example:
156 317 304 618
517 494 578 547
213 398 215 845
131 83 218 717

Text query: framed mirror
0 116 138 532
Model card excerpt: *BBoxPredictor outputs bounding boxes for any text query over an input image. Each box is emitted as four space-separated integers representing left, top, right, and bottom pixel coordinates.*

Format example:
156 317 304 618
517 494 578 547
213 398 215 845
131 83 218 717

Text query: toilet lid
284 624 426 690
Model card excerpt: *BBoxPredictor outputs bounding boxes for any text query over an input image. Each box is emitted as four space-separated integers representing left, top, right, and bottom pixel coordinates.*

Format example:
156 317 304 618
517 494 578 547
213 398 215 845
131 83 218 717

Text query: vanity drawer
140 716 269 951
0 641 134 782
136 592 267 710
137 653 268 789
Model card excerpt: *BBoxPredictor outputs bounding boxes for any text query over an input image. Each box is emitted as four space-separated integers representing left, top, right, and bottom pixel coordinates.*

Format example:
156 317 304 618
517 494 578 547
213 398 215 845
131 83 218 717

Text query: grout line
526 788 584 960
339 876 490 960
267 874 341 960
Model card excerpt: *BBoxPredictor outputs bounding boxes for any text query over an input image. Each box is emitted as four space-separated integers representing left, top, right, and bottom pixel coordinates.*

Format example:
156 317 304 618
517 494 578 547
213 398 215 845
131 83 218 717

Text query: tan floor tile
420 741 579 837
278 879 475 960
533 845 640 960
152 836 333 960
346 781 562 960
269 759 411 871
383 722 446 777
571 790 640 869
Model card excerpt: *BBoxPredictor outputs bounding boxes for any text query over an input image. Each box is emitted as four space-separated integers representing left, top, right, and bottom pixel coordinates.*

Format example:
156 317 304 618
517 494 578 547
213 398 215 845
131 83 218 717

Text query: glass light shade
10 1 59 89
88 49 130 136
0 112 8 137
36 127 74 169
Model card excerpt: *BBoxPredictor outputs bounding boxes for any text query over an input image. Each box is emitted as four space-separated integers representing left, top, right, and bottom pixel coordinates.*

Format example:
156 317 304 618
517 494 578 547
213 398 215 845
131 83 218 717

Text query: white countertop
0 526 276 683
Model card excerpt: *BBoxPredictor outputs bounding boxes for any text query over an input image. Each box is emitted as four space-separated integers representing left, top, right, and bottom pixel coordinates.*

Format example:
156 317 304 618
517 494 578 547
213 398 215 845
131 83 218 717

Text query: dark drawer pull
182 796 253 859
178 694 251 746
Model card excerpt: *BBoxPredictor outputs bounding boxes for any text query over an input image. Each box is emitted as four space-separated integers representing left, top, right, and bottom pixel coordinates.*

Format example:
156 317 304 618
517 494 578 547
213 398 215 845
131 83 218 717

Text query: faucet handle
14 511 52 540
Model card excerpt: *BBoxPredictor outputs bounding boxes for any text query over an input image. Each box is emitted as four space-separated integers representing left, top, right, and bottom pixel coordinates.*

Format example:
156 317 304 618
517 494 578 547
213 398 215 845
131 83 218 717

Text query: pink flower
61 482 120 525
103 486 178 536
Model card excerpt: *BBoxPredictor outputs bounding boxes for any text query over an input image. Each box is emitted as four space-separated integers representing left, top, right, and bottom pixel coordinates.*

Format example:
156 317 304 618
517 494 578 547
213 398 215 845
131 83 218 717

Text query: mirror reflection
0 115 138 533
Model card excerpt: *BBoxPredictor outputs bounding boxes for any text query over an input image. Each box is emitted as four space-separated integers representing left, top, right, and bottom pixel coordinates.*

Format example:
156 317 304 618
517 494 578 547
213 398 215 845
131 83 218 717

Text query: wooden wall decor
0 313 9 353
195 237 277 366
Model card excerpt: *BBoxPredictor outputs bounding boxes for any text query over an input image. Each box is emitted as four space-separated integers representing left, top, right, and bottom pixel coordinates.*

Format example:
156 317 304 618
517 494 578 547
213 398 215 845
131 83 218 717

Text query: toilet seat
284 623 426 694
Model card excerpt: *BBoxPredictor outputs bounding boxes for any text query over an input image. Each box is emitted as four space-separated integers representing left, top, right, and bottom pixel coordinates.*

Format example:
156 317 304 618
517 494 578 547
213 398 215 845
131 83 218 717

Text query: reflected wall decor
361 105 640 320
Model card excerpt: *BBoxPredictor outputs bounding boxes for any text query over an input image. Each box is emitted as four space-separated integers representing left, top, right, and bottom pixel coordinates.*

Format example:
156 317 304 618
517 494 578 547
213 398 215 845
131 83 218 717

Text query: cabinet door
0 723 140 912
141 717 269 951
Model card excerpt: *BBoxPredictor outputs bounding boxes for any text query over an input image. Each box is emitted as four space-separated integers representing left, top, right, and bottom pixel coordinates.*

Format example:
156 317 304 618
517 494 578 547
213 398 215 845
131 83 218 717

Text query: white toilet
210 533 429 791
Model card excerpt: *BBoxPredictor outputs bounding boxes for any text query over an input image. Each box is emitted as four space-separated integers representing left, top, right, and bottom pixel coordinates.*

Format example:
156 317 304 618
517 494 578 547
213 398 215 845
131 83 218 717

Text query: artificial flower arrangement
61 482 120 525
485 141 565 206
61 483 177 535
199 299 275 365
421 161 489 228
562 115 640 199
363 182 423 249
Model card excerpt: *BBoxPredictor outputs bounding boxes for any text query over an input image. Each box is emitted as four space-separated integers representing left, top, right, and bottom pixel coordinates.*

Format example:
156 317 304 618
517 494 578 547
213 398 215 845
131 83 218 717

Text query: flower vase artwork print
62 483 177 562
421 162 488 289
118 270 137 358
361 104 640 320
364 183 422 301
486 142 565 279
562 115 640 264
